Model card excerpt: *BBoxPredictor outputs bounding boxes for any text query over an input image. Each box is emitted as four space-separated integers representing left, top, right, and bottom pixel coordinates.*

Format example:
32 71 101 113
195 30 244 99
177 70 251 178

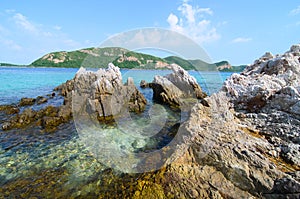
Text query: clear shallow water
0 67 232 105
0 67 234 197
0 67 78 105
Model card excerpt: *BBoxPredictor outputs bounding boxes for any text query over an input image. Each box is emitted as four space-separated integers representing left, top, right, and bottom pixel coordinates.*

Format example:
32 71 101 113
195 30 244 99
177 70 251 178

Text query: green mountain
30 47 246 72
165 56 246 72
31 47 128 68
164 56 195 70
112 51 168 69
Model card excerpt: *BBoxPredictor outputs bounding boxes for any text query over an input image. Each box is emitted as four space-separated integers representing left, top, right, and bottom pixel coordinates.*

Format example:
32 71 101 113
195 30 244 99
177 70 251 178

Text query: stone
138 92 284 198
125 77 134 86
0 105 19 114
151 64 206 107
165 64 206 99
19 97 36 106
36 96 48 104
58 105 72 122
71 63 147 120
140 80 150 88
222 44 300 173
152 75 183 107
42 116 62 130
2 122 11 130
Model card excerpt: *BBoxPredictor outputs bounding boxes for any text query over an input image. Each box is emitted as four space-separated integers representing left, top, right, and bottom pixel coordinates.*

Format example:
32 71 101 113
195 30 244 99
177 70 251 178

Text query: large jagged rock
72 63 147 120
222 44 300 113
130 45 300 198
221 44 300 176
128 92 300 198
151 64 207 107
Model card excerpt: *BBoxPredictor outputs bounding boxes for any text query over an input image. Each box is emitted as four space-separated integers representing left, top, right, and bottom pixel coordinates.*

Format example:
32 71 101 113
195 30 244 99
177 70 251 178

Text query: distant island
0 63 23 67
5 47 247 72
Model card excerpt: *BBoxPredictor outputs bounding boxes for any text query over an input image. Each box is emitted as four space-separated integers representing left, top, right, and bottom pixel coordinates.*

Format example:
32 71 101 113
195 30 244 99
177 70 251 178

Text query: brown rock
42 116 62 130
19 97 36 106
36 96 48 104
0 105 19 114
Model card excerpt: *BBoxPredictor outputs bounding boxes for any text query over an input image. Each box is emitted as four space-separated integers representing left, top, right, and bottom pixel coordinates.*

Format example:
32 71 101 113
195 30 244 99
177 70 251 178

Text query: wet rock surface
0 105 19 115
19 97 36 106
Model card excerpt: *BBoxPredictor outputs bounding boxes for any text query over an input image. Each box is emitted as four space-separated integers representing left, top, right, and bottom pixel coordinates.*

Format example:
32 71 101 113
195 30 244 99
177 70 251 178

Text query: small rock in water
0 105 19 114
36 96 48 104
19 97 36 106
2 122 11 130
140 80 150 88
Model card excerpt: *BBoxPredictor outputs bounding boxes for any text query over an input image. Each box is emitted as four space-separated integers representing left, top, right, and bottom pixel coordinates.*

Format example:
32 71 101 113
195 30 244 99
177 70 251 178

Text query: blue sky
0 0 299 65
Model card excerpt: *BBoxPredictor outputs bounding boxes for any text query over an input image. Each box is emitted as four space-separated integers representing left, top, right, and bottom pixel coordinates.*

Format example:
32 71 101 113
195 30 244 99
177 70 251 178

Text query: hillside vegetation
31 47 128 68
30 47 246 72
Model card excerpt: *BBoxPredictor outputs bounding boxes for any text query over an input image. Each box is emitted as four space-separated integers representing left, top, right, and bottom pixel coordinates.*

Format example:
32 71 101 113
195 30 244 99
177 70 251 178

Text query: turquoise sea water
0 67 232 105
0 66 234 197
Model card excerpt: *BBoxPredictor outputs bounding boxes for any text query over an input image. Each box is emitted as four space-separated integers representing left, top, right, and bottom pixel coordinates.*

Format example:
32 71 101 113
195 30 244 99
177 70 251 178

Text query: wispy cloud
1 10 83 63
53 25 62 30
0 38 22 51
13 13 38 34
167 1 220 44
0 24 9 35
289 6 300 16
232 37 252 43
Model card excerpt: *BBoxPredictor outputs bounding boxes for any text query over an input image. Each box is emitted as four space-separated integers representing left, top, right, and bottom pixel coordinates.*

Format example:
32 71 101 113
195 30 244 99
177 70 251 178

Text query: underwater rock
19 97 36 106
36 96 48 104
0 105 19 114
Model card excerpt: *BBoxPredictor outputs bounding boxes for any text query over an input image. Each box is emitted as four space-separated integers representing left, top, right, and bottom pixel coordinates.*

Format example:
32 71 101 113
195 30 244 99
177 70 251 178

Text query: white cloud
198 8 213 16
167 1 220 44
54 25 62 30
0 38 22 51
167 13 184 32
1 11 83 63
232 37 252 43
0 24 9 35
289 6 300 16
5 9 15 14
178 2 197 23
13 13 38 34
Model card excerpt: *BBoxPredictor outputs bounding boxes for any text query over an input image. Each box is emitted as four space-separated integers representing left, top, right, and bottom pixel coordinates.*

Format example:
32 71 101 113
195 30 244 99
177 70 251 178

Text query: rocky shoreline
0 44 300 198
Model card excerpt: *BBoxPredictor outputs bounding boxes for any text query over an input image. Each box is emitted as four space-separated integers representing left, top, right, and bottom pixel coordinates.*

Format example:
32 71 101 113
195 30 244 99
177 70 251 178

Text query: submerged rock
36 96 48 104
0 105 19 115
19 97 36 106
